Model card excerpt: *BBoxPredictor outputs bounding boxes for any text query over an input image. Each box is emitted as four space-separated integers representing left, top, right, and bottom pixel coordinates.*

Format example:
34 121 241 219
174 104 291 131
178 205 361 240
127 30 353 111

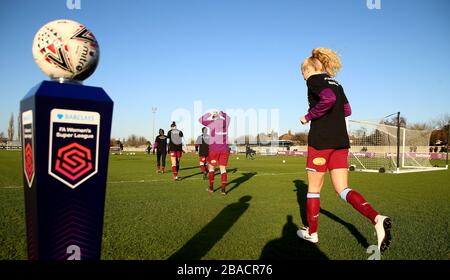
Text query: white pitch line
108 179 146 184
106 172 301 185
0 171 302 189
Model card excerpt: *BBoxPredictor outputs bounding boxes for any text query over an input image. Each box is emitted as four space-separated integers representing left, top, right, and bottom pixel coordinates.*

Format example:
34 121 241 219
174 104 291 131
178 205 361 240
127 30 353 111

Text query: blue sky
0 0 449 141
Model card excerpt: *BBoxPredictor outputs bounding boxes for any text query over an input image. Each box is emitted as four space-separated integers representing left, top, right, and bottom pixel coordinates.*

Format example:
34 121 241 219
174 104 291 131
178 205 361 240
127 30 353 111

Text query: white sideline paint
0 171 301 189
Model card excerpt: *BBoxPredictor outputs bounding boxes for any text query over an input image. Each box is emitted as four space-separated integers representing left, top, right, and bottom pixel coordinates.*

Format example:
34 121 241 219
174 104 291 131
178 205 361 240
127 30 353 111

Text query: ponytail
311 47 342 77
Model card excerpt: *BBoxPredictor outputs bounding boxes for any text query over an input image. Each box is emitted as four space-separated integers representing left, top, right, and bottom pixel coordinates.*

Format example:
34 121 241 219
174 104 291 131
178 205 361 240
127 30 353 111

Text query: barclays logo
58 113 95 121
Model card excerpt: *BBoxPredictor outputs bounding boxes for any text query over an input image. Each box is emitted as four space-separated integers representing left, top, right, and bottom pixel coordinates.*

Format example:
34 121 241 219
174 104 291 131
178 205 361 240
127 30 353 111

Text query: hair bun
309 47 341 77
312 49 320 58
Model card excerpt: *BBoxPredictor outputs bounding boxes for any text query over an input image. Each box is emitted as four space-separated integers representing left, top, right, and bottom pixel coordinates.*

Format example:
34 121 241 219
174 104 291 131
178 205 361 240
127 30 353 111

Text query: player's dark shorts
306 146 348 172
169 150 183 159
208 151 229 166
199 156 207 163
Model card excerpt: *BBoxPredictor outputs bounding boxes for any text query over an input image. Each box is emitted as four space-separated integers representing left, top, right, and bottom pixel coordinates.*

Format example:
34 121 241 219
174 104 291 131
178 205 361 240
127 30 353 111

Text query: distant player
245 144 255 160
231 143 236 155
297 47 392 253
199 111 231 195
153 129 167 173
195 127 210 180
167 122 184 181
146 141 152 155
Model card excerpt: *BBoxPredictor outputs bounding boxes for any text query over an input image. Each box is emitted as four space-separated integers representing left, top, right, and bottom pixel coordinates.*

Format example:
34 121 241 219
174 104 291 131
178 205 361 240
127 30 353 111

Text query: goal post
347 117 448 174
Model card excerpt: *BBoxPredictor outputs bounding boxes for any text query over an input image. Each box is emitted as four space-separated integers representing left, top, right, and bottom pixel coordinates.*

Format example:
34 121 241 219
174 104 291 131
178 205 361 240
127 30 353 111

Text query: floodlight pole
446 124 449 169
396 112 401 173
152 107 157 141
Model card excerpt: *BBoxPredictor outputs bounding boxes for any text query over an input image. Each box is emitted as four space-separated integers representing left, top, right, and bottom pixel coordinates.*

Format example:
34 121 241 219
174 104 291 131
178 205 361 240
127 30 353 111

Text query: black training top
154 135 168 152
167 128 184 151
305 74 351 150
195 134 210 157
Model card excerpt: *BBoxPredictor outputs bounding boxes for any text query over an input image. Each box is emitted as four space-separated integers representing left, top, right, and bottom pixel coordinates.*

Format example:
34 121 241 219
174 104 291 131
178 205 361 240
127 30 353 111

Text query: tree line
0 112 21 143
110 135 149 147
2 112 449 147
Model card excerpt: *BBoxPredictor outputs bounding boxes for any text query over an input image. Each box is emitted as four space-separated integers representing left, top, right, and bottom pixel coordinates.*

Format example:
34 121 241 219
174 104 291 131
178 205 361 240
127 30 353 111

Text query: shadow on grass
320 209 370 249
293 180 309 226
179 166 239 173
180 168 239 181
180 172 204 180
259 215 328 260
179 166 203 171
214 172 257 193
168 196 252 260
226 168 238 174
293 179 370 249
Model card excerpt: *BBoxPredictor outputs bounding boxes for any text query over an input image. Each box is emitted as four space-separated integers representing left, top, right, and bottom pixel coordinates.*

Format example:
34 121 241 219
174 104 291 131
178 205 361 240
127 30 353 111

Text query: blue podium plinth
20 80 113 260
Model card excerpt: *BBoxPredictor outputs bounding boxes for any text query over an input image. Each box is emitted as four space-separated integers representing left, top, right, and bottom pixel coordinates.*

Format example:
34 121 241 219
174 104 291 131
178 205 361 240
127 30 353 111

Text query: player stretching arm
199 111 231 195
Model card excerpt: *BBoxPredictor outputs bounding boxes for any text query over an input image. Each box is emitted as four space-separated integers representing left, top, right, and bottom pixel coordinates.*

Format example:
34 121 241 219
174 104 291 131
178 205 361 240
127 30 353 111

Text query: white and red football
32 19 100 81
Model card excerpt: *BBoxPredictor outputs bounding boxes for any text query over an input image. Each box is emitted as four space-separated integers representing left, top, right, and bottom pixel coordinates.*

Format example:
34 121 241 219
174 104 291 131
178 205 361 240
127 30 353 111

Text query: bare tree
110 137 119 147
126 134 138 147
383 115 407 127
407 122 431 131
431 113 450 129
125 134 148 147
427 113 450 146
17 112 22 142
7 112 14 142
292 132 308 145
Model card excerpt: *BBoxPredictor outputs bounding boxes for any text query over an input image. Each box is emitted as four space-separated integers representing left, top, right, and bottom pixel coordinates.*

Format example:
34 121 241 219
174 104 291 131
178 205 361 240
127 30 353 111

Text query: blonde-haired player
298 47 392 253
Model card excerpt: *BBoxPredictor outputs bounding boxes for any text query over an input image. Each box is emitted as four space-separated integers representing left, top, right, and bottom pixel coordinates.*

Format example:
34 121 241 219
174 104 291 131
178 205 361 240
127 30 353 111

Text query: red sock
172 166 177 178
156 165 160 171
208 171 215 189
306 193 320 234
200 165 206 174
221 172 227 191
162 166 165 172
344 189 378 224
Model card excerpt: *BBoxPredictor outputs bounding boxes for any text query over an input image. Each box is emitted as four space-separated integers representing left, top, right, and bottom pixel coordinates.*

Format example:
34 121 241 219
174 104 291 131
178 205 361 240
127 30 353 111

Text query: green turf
0 150 449 260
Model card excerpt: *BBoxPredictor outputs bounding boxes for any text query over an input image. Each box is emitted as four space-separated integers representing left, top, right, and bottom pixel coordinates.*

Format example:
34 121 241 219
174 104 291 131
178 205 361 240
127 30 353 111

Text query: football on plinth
32 19 100 81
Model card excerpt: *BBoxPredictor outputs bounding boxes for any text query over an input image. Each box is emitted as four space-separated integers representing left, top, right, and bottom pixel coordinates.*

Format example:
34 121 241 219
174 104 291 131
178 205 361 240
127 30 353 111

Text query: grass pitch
0 150 449 260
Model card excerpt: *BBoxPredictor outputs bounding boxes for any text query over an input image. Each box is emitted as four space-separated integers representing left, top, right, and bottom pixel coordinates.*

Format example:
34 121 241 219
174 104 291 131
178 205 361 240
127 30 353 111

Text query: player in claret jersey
167 121 185 181
297 47 392 253
195 127 210 180
199 111 231 195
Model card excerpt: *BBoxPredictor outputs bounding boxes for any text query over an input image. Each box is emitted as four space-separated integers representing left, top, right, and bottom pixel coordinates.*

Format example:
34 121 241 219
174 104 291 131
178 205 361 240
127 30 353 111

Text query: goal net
347 120 448 173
